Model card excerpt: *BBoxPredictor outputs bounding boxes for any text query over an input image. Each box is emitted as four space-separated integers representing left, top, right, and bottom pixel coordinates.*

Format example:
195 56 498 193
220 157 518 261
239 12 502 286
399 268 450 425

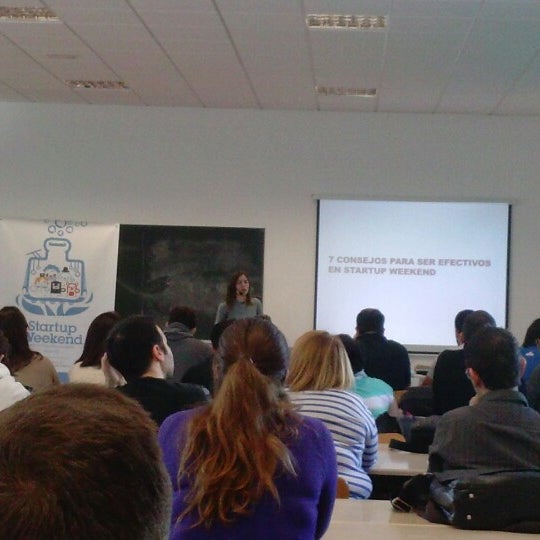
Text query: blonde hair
286 330 355 391
178 318 299 527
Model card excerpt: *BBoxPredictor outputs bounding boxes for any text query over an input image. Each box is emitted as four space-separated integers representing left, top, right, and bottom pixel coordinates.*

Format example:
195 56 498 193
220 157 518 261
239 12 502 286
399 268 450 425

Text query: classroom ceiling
1 0 540 115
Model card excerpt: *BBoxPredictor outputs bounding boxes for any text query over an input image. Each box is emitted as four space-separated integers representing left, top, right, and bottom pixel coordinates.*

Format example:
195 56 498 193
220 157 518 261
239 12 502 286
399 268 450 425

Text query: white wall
1 102 540 345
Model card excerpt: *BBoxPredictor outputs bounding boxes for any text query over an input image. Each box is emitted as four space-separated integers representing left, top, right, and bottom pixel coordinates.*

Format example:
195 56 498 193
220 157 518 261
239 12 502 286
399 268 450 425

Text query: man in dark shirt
106 315 208 425
432 310 495 415
429 326 540 481
354 308 411 390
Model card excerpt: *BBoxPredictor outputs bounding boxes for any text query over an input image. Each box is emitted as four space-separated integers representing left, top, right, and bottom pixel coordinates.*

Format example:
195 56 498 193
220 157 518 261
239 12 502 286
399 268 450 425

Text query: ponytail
178 356 298 527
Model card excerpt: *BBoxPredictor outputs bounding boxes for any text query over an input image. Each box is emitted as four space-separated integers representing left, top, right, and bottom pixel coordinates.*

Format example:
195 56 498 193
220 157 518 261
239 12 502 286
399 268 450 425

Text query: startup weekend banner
0 218 119 373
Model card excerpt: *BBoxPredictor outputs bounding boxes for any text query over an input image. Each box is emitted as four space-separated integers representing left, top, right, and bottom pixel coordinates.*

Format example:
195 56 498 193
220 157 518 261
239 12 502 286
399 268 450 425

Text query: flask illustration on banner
18 238 92 316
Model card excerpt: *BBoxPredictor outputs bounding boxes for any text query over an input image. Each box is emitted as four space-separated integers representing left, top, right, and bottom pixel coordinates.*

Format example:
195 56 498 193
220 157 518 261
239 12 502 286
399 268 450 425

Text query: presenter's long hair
225 271 253 308
0 306 40 373
178 318 299 527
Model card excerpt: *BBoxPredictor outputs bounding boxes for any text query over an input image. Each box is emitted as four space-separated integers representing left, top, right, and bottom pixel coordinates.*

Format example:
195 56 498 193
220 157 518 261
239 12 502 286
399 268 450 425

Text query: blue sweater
158 408 337 540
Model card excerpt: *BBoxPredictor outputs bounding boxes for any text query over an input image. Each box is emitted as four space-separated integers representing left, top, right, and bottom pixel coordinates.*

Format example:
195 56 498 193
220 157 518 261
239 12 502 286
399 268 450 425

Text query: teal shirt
353 371 394 419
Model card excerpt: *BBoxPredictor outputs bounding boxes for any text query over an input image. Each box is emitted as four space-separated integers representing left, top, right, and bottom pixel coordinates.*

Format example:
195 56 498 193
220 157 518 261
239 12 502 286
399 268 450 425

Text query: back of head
77 311 121 368
0 384 171 539
338 333 364 373
522 318 540 347
0 306 33 372
454 309 474 333
180 318 297 527
464 327 520 390
287 330 354 391
462 310 496 343
210 320 235 350
356 308 384 335
168 306 196 330
216 317 289 384
106 315 162 381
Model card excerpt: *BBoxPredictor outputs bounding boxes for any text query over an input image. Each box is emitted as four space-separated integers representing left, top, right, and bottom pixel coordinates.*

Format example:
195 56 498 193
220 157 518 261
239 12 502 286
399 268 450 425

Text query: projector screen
315 199 510 352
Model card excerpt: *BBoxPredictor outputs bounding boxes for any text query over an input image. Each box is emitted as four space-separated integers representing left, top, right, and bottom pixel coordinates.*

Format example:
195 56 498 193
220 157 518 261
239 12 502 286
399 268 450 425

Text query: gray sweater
214 298 263 323
164 323 214 383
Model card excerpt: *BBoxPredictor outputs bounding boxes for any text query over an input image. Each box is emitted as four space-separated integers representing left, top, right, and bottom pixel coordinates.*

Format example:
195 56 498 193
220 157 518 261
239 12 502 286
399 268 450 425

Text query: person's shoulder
31 353 59 379
521 345 539 357
161 406 199 429
159 407 201 443
385 337 407 350
0 363 11 378
31 352 54 365
192 338 213 353
365 376 394 394
69 363 105 384
437 348 462 361
329 387 366 403
297 414 333 443
385 339 410 359
439 403 473 425
325 389 374 416
171 381 210 401
163 324 185 339
433 349 464 377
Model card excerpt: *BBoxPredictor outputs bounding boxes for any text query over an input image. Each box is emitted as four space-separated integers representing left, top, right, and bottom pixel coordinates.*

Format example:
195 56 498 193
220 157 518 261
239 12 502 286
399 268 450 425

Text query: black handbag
438 471 540 532
392 470 540 533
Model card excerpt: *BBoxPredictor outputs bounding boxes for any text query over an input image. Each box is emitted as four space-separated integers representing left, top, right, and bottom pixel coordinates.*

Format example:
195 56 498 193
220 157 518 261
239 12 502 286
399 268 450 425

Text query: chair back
336 476 350 498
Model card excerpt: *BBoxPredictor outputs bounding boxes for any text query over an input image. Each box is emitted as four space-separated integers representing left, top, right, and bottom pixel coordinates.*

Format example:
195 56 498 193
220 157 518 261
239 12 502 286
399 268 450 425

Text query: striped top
288 389 378 499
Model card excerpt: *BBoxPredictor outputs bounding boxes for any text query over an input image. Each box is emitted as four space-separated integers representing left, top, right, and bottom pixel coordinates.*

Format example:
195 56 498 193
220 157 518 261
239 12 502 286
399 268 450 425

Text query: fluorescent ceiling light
66 80 129 90
307 14 386 29
0 7 59 21
317 86 376 97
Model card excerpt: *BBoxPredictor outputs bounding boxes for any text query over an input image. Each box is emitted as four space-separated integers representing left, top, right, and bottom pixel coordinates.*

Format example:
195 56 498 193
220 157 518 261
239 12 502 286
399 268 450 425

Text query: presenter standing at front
215 271 263 323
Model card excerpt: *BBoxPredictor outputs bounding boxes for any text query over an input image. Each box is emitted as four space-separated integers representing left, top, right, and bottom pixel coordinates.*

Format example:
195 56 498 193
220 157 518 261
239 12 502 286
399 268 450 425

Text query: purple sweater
158 408 337 540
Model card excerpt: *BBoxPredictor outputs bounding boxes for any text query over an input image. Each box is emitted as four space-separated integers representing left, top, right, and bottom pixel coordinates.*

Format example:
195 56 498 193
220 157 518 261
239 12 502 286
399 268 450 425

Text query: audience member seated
421 309 472 387
159 318 336 540
181 319 234 395
432 310 495 415
338 333 398 422
519 318 540 391
354 308 411 390
0 329 29 410
0 306 59 391
287 330 378 499
164 305 214 383
0 384 171 539
105 315 209 425
68 311 121 385
429 326 540 481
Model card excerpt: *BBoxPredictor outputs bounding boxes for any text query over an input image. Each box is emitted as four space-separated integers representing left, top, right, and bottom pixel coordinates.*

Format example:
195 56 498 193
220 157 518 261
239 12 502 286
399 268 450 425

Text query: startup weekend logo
16 221 92 346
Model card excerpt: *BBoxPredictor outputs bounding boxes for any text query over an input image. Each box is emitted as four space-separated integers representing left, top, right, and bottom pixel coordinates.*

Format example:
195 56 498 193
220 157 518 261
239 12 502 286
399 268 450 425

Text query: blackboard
115 225 265 339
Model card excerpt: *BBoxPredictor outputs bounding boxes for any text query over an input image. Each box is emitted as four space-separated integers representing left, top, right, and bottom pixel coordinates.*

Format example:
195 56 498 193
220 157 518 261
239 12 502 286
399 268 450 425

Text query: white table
324 500 539 540
323 521 539 540
329 500 430 525
370 443 428 476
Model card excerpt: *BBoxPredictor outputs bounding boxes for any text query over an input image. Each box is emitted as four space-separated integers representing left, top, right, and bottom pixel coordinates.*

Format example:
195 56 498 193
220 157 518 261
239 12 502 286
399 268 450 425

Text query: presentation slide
316 199 510 351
